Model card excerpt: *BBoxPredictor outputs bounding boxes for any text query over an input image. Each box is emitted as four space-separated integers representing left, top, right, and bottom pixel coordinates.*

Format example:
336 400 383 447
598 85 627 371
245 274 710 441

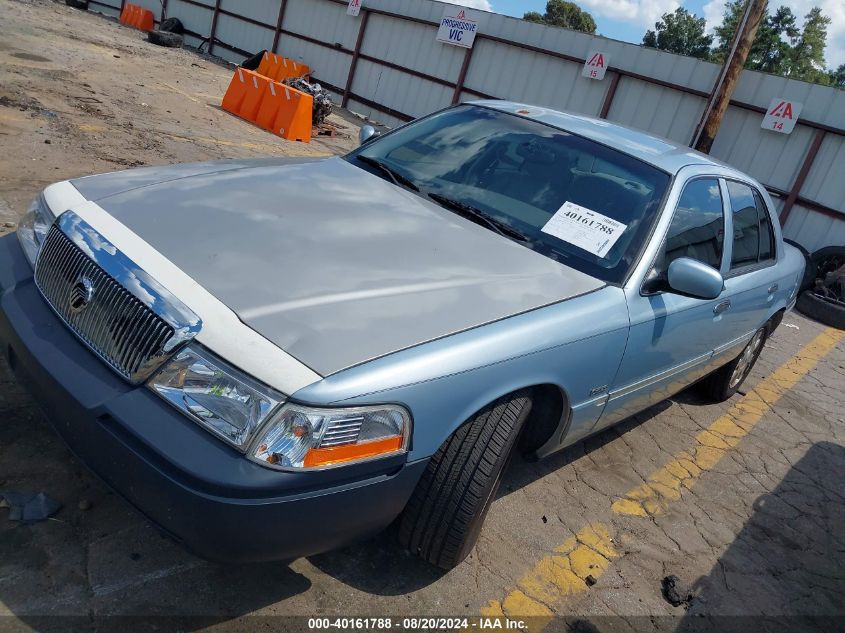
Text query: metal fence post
779 129 826 226
272 0 288 54
342 9 370 108
599 73 620 119
452 47 475 105
208 0 222 56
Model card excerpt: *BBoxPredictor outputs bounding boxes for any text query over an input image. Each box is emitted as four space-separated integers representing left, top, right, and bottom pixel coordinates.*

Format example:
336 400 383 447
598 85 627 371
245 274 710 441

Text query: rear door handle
768 283 779 294
713 300 731 315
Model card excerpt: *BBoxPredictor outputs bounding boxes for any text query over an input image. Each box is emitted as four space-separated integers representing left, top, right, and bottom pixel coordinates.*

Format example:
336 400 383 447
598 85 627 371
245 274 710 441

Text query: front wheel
703 326 767 402
398 391 532 570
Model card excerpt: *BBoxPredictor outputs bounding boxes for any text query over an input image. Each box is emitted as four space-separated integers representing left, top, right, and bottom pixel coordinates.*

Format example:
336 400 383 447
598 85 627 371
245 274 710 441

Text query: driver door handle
768 284 779 294
713 300 731 315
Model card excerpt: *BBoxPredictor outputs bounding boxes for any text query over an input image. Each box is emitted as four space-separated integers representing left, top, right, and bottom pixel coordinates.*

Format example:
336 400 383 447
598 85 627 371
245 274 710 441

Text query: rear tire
398 391 532 570
702 326 767 402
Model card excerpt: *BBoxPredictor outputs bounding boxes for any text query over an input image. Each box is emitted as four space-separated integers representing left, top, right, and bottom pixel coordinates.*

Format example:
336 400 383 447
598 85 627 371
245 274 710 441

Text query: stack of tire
788 240 845 329
148 17 184 48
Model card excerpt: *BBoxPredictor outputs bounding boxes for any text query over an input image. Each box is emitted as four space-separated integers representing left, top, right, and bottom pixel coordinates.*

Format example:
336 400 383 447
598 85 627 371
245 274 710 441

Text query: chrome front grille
34 214 201 384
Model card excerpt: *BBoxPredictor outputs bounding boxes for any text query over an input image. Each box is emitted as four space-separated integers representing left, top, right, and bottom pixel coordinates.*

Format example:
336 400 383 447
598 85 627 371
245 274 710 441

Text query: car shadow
674 441 845 631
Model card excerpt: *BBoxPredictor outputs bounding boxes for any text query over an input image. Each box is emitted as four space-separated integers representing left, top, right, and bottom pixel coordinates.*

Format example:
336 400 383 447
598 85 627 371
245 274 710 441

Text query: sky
458 0 845 68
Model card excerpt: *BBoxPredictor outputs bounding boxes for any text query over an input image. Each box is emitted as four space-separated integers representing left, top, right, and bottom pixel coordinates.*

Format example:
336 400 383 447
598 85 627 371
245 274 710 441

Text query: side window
754 190 776 262
727 181 760 269
663 178 725 271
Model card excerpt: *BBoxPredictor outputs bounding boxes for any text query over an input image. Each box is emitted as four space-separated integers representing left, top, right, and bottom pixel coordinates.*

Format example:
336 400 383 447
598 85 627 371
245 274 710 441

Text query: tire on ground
810 245 845 281
701 326 767 402
147 30 184 48
784 239 815 292
159 17 184 34
65 0 89 9
398 390 533 570
796 290 845 330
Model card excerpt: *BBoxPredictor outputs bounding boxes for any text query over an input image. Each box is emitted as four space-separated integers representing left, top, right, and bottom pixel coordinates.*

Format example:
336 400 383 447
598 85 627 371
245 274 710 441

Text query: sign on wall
761 98 802 134
437 8 479 48
582 51 609 80
347 0 362 17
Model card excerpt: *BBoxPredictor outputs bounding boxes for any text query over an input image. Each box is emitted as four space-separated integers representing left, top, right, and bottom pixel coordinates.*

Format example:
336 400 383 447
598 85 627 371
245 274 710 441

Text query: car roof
469 100 738 176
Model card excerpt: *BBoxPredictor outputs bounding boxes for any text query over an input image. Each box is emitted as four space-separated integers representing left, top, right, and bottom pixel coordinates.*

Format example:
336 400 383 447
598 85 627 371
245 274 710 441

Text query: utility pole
691 0 767 154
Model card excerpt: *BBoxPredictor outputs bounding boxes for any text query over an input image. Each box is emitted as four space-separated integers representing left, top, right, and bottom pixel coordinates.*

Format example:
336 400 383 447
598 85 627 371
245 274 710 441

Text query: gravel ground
1 1 844 630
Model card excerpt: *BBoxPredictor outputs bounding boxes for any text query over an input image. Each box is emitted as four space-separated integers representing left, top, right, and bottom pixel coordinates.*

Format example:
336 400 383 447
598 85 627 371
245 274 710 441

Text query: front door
596 177 729 431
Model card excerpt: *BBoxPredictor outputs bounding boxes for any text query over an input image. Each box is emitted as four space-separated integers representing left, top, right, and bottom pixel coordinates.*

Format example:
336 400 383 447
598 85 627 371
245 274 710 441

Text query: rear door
713 180 781 363
596 176 729 431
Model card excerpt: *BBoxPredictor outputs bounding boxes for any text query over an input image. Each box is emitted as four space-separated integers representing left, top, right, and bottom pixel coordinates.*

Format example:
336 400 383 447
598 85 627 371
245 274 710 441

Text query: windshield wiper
356 155 419 191
428 193 529 243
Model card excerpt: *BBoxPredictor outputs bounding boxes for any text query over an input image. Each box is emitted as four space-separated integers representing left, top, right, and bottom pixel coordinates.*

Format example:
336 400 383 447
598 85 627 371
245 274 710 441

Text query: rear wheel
702 326 767 402
398 391 532 570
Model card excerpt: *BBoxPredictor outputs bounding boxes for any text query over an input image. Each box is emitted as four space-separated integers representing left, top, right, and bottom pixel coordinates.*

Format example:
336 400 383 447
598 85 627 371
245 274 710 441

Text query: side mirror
667 257 724 300
359 125 380 146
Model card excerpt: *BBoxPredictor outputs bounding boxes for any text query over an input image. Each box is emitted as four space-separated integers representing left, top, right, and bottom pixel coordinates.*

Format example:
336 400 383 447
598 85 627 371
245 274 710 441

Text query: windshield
346 105 671 284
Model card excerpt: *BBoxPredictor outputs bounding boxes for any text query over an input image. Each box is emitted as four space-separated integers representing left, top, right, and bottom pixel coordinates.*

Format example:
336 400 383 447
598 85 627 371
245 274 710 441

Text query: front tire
703 326 767 402
398 391 532 570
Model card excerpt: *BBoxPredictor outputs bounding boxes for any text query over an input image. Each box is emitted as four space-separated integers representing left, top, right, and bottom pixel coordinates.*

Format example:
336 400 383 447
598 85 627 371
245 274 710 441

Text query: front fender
291 287 630 460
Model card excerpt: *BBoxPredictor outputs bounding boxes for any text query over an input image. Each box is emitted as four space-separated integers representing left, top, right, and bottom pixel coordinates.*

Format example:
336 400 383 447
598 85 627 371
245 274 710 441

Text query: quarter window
663 178 725 271
727 181 775 269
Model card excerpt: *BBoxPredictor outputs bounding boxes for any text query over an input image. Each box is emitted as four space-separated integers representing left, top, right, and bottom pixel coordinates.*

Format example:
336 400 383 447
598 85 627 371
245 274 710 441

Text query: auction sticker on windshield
541 201 627 258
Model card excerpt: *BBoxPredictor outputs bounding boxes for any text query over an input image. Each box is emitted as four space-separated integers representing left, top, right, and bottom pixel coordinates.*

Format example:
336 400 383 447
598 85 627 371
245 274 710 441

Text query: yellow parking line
612 327 844 517
481 522 618 625
484 327 843 626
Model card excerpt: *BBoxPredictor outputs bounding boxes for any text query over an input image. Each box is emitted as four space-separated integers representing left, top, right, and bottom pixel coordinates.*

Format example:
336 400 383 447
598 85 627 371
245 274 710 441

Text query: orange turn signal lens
303 436 404 468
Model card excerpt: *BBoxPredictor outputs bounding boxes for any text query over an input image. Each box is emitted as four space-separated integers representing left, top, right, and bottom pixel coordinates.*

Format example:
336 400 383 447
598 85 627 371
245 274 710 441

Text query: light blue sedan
1 102 804 569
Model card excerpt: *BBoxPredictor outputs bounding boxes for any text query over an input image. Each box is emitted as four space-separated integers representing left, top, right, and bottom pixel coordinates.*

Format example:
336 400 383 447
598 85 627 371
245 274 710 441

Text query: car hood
72 157 604 376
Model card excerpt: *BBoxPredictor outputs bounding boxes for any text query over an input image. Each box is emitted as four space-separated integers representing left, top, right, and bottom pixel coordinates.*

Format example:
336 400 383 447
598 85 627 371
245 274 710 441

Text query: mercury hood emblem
69 273 95 314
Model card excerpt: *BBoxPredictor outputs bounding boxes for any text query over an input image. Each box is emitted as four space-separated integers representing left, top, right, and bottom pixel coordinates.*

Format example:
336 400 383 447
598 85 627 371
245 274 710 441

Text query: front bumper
0 234 426 563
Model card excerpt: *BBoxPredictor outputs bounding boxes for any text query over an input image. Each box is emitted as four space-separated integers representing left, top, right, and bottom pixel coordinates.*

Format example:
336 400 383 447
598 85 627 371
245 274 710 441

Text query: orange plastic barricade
255 51 311 82
120 3 154 32
255 81 313 143
222 67 313 143
221 68 271 122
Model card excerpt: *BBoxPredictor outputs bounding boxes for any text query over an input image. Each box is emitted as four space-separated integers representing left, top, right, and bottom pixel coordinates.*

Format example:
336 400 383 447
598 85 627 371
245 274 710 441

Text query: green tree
713 0 796 71
753 6 799 73
828 64 845 88
785 7 831 82
522 0 597 35
712 1 835 83
642 7 713 59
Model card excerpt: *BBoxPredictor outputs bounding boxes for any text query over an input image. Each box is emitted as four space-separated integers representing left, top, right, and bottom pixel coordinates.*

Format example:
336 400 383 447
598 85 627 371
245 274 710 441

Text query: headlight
148 344 283 449
250 403 410 470
17 195 54 266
